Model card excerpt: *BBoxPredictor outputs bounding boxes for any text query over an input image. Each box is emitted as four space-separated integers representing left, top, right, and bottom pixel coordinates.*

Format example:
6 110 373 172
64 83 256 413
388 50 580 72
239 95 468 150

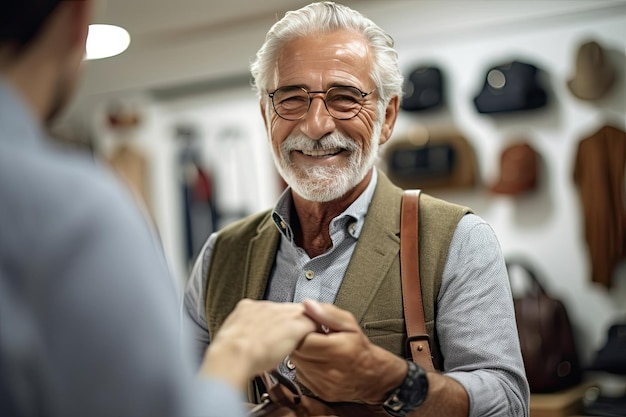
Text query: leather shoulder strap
401 189 435 371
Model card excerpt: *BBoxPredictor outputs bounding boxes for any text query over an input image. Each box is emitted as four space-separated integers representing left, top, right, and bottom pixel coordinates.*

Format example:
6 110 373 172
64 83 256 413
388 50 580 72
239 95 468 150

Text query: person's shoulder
453 212 499 244
52 147 135 211
1 142 145 242
0 142 160 282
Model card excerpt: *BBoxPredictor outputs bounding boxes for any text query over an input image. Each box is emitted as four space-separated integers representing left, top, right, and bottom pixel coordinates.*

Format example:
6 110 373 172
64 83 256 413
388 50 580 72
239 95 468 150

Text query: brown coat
573 125 626 288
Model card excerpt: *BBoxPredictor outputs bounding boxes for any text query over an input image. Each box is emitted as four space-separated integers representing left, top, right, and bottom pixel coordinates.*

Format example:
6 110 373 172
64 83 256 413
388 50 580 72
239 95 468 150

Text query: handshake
199 299 405 406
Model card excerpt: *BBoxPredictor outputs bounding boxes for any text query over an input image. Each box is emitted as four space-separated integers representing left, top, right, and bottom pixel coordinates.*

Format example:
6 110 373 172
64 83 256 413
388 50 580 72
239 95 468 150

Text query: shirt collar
271 167 379 241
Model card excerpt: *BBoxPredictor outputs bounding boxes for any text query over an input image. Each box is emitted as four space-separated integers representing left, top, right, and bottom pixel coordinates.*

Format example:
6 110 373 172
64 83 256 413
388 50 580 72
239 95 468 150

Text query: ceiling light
85 24 130 60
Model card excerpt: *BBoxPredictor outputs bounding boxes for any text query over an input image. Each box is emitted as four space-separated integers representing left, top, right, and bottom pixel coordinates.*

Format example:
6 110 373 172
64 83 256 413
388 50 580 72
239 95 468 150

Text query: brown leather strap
400 189 435 372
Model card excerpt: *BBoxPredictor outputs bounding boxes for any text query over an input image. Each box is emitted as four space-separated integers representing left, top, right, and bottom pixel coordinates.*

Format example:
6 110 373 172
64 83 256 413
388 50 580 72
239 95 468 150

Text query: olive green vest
204 172 470 374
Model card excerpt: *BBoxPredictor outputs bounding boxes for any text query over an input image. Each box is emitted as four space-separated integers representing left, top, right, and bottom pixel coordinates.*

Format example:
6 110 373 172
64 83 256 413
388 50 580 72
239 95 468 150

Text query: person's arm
433 214 529 416
43 173 213 417
199 298 317 391
181 233 216 368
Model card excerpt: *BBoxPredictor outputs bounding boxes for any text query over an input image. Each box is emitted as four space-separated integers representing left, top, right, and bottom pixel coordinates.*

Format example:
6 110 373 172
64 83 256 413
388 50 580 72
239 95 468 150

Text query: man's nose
300 95 336 140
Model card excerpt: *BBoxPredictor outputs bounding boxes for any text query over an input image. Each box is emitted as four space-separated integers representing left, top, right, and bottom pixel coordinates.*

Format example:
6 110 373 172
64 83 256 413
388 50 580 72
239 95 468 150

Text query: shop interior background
52 0 626 367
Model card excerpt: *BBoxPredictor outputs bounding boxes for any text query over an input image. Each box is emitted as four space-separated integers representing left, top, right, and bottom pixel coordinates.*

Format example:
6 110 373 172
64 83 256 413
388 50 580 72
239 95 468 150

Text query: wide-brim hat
567 39 616 101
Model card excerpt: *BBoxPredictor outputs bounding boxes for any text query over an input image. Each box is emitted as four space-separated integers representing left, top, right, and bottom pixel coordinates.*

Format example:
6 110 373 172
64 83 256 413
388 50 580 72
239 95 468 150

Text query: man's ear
379 95 399 146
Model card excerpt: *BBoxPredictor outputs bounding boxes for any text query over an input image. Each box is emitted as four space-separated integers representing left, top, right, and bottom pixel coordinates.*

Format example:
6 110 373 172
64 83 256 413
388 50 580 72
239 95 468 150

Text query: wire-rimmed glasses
267 86 376 121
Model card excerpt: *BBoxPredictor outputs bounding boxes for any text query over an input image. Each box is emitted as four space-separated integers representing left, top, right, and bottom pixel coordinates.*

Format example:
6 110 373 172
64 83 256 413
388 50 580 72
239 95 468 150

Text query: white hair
250 1 403 112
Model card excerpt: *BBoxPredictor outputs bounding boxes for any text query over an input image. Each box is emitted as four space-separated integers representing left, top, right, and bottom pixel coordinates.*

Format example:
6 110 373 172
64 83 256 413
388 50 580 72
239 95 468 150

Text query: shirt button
305 270 314 280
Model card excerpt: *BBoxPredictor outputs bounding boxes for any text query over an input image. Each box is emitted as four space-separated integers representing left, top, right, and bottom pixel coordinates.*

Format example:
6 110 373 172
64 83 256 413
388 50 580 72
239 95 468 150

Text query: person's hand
294 300 407 403
199 299 317 390
290 299 407 403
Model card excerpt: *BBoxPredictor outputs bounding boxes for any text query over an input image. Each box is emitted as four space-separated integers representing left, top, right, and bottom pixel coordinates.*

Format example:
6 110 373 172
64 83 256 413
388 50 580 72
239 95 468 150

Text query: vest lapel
334 172 403 323
244 217 280 300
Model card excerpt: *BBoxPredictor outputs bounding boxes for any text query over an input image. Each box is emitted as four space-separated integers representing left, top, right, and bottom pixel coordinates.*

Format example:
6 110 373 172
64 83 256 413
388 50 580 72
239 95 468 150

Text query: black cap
473 60 547 114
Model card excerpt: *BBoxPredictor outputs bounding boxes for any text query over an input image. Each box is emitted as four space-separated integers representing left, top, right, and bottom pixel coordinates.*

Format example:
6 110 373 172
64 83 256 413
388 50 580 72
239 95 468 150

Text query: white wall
91 2 626 364
387 9 626 365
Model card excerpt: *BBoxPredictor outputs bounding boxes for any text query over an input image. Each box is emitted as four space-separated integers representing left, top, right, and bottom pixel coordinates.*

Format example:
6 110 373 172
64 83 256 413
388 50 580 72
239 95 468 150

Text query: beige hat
384 125 478 191
567 40 616 100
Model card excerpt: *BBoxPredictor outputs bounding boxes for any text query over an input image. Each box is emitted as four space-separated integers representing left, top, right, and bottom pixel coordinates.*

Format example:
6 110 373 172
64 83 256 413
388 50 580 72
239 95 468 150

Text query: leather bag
507 260 582 393
248 190 432 416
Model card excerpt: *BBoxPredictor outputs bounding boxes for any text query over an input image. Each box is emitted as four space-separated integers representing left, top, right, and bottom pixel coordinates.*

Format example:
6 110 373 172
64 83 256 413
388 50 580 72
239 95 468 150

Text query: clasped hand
292 300 407 404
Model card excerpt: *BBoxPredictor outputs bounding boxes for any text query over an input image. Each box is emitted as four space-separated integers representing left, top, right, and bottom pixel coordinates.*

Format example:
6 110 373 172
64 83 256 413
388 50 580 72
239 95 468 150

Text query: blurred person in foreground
183 2 530 416
0 1 319 416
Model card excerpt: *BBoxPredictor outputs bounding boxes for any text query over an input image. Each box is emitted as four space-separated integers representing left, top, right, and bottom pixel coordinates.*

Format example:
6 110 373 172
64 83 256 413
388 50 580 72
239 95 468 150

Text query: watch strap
382 361 429 416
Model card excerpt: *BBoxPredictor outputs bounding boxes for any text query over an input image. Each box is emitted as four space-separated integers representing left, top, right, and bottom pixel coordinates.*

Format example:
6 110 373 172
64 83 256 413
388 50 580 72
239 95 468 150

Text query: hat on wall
490 142 539 195
400 66 444 111
567 40 616 100
384 125 478 190
474 60 547 114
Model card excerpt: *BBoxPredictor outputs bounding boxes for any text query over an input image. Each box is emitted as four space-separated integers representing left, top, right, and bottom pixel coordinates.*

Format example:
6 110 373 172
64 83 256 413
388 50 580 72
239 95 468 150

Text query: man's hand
291 299 407 403
199 299 317 390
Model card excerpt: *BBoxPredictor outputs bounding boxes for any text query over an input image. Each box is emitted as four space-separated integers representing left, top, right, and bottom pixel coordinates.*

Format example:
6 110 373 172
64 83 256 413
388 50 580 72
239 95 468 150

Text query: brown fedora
490 142 538 195
567 40 616 100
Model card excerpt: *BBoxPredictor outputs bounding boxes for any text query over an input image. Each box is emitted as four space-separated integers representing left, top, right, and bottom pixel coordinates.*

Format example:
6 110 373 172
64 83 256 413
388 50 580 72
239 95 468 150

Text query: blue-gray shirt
0 79 246 417
184 169 530 416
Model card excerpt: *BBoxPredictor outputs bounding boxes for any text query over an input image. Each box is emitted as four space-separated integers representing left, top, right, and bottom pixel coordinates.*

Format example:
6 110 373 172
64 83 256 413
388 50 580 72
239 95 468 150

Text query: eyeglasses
267 86 376 121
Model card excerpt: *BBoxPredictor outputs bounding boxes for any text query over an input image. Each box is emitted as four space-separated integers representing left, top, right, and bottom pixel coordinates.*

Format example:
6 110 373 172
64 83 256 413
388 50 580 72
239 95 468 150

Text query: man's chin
289 176 354 202
277 159 369 201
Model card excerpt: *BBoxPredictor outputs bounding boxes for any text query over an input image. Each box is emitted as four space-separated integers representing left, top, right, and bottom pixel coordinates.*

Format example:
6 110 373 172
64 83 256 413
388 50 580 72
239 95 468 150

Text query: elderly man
184 2 529 416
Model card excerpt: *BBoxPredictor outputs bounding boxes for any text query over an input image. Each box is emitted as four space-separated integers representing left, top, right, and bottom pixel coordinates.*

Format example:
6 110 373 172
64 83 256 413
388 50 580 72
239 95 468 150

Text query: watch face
382 361 429 416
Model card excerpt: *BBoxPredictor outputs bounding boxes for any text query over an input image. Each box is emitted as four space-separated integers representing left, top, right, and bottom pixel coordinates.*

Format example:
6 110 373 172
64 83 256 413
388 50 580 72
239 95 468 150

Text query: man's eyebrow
274 84 308 90
274 83 362 91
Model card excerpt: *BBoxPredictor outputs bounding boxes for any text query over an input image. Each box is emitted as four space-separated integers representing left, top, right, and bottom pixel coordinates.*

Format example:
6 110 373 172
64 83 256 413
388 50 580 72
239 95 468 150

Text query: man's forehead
272 31 372 88
279 30 369 59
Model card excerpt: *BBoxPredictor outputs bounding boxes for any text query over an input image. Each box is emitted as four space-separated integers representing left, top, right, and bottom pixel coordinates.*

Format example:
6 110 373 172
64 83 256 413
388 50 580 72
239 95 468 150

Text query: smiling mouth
300 148 344 158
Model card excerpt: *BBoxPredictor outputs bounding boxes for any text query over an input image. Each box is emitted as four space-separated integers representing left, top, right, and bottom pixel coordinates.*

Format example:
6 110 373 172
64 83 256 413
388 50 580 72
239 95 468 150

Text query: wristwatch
382 361 429 417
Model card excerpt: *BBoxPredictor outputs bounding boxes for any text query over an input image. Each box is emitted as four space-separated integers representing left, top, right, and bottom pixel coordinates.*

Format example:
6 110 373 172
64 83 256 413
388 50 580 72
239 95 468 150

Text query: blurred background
52 0 625 389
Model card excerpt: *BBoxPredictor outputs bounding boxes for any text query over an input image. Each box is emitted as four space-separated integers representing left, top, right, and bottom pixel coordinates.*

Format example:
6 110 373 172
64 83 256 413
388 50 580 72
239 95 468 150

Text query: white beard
272 119 383 202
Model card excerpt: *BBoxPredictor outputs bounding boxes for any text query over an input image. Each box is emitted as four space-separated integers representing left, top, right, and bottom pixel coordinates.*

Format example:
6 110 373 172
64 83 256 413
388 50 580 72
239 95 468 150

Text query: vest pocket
363 318 406 355
363 318 405 336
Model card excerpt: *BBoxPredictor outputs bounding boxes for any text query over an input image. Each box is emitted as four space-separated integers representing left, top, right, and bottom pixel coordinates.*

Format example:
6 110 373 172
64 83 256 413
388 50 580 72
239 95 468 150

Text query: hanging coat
573 125 626 288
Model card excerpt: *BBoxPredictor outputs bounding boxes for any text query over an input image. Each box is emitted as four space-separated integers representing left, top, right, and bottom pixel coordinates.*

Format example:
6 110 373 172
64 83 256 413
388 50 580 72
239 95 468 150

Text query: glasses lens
272 87 309 120
326 87 364 119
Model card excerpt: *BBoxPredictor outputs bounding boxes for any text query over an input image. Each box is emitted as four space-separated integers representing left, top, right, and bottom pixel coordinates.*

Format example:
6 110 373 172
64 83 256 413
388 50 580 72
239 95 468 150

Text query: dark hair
0 0 62 50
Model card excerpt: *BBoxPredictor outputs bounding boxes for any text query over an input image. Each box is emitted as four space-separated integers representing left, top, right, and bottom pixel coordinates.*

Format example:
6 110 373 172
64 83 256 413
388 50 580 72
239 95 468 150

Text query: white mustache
281 133 358 158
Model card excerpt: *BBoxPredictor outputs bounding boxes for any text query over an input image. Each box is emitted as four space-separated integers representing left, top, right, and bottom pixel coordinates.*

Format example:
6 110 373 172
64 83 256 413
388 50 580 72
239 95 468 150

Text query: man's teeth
302 148 341 157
